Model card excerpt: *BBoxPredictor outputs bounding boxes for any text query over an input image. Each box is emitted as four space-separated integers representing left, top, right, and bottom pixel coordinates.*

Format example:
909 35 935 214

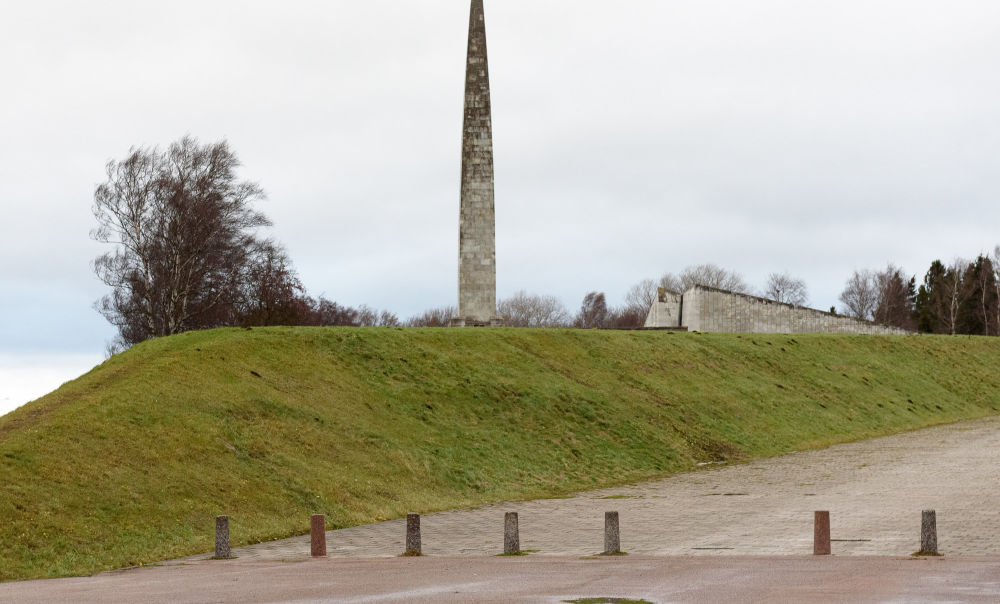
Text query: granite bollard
404 513 422 556
311 514 327 557
921 510 938 555
814 511 831 555
215 515 231 559
603 511 621 554
504 512 520 555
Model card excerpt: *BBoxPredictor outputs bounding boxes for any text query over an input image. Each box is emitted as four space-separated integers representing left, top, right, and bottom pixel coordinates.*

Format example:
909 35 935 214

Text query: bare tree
658 264 752 294
574 292 609 328
356 306 401 327
658 273 683 294
92 136 271 348
406 306 457 327
623 279 659 317
307 298 362 326
292 298 398 327
764 272 808 306
958 255 998 336
232 239 305 327
606 305 647 329
940 260 965 335
873 264 915 329
498 291 570 327
838 269 878 321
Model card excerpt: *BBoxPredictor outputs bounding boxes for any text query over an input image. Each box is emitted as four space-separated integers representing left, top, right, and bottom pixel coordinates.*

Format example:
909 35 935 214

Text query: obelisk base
450 317 504 328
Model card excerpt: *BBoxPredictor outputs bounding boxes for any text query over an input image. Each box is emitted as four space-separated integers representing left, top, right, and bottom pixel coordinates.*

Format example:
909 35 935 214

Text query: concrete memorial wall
645 285 909 335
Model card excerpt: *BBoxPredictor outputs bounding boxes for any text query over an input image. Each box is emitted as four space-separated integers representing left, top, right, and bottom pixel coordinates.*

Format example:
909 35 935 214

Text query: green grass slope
3 328 1000 580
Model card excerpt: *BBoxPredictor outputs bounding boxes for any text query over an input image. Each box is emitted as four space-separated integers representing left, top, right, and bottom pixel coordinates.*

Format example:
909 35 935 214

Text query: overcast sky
2 0 999 414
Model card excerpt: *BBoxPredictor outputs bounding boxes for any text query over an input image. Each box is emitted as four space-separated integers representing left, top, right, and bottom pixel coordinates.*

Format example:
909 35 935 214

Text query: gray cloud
2 0 1000 361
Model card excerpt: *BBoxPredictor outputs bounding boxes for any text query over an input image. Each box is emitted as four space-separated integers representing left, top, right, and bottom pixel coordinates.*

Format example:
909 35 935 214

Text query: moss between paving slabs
2 328 1000 581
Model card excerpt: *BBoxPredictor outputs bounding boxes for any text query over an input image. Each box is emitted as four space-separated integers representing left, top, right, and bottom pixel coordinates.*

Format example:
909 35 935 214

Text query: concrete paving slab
4 556 1000 603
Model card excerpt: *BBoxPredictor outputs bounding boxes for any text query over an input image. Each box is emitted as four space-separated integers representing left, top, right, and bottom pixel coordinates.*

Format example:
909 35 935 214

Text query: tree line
482 265 808 329
838 253 1000 335
487 255 1000 334
92 137 999 349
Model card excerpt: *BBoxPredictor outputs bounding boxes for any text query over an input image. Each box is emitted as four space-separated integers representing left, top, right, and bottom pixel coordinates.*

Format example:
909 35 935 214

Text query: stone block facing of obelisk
453 0 501 327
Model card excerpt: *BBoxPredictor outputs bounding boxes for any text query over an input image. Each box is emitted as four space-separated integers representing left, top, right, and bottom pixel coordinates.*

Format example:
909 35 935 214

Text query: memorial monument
452 0 502 327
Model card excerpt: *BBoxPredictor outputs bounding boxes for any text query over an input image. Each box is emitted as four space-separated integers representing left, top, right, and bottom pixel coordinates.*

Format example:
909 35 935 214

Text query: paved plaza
195 416 1000 560
6 416 1000 602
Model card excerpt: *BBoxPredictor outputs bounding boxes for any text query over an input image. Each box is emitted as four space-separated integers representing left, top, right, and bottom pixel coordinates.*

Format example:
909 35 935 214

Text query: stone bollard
311 514 327 557
814 511 831 555
920 510 938 555
504 512 520 555
403 513 422 556
603 511 621 554
215 515 231 559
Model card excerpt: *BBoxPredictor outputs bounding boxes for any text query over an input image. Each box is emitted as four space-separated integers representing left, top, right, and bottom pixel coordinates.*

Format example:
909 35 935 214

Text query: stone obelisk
452 0 501 327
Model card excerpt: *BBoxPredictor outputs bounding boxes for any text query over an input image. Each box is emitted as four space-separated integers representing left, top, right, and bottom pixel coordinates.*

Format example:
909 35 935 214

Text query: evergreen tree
916 261 946 333
915 284 933 333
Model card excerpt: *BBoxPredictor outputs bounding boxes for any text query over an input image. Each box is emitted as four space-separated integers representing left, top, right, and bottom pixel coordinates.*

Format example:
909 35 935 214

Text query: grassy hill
3 328 1000 581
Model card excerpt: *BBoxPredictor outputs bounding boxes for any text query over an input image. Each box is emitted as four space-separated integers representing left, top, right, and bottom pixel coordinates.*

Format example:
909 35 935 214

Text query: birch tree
92 136 272 349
